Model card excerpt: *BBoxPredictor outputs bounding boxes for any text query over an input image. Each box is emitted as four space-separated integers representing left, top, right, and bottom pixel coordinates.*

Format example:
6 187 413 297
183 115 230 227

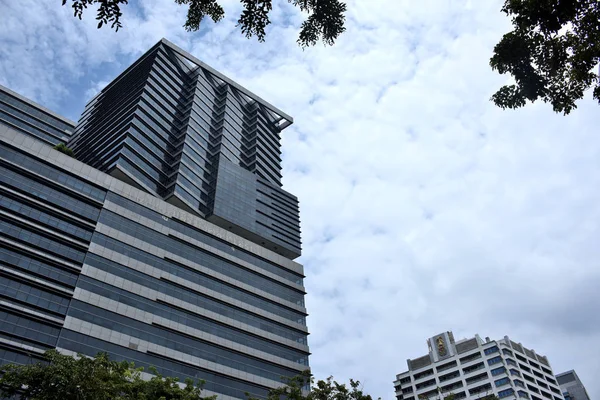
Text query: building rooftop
396 331 552 378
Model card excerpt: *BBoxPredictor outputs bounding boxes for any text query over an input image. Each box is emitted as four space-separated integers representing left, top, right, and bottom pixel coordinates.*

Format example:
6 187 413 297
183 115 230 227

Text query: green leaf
61 0 346 47
491 0 600 114
0 350 210 400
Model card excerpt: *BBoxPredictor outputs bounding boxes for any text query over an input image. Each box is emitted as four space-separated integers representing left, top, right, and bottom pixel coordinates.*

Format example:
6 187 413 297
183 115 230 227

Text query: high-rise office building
68 39 301 259
393 331 563 400
0 39 308 400
556 370 590 400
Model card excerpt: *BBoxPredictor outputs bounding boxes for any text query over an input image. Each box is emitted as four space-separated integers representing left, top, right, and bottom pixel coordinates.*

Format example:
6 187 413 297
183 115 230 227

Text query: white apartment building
393 331 564 400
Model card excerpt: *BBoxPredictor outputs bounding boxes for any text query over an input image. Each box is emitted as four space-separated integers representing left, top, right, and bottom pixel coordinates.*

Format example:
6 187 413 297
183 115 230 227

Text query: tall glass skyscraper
0 39 308 400
69 39 301 260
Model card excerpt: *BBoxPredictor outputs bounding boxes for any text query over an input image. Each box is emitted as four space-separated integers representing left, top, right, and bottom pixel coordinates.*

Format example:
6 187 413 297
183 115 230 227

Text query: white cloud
1 0 599 398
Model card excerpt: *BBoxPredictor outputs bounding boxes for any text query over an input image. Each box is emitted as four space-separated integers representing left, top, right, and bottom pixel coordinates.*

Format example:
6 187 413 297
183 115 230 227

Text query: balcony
415 379 436 392
436 360 458 373
460 355 485 370
468 383 492 396
413 369 435 382
462 362 486 376
465 372 489 387
540 390 553 400
518 390 530 399
402 387 414 395
440 371 462 387
438 370 461 383
459 351 482 365
440 381 464 394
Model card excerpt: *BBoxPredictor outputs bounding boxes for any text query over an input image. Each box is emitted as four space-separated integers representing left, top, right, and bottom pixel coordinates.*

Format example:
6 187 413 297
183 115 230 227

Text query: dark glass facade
0 38 309 400
68 39 301 259
0 85 75 146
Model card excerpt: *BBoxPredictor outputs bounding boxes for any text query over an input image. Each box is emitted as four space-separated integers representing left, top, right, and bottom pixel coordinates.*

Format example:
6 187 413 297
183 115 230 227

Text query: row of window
0 347 46 368
73 75 148 160
68 300 301 382
256 200 300 237
466 372 488 385
401 350 561 400
124 137 171 177
77 96 153 167
255 201 302 243
0 109 65 145
0 308 61 347
498 388 515 398
85 250 306 325
138 93 179 141
440 380 463 393
1 144 105 201
0 246 79 287
519 362 560 389
469 382 492 395
514 351 556 383
412 368 500 392
98 226 303 311
403 346 543 381
126 119 171 162
58 329 272 400
170 181 209 215
488 355 503 365
459 350 482 364
77 276 309 355
139 81 184 128
183 118 212 155
97 210 303 302
85 249 306 341
178 151 212 189
118 157 165 195
0 100 69 139
0 219 86 264
0 194 94 242
0 164 102 221
463 361 485 375
257 183 300 221
0 90 74 132
173 167 211 205
495 377 510 387
404 354 510 392
170 217 304 286
119 147 166 191
0 276 70 316
439 370 460 382
415 378 435 390
484 345 499 355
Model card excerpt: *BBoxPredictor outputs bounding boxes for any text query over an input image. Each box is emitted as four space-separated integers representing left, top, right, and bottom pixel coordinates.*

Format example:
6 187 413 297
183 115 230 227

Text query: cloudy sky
1 0 600 398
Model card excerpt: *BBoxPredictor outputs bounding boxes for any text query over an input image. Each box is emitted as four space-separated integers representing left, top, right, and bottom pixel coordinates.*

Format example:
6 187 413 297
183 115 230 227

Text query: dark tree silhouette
62 0 346 48
490 0 600 114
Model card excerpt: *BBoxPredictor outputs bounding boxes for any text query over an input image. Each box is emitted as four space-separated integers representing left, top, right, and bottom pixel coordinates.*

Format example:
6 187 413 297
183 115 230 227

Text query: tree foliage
53 142 76 158
248 370 379 400
0 350 215 400
490 0 600 114
62 0 346 48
